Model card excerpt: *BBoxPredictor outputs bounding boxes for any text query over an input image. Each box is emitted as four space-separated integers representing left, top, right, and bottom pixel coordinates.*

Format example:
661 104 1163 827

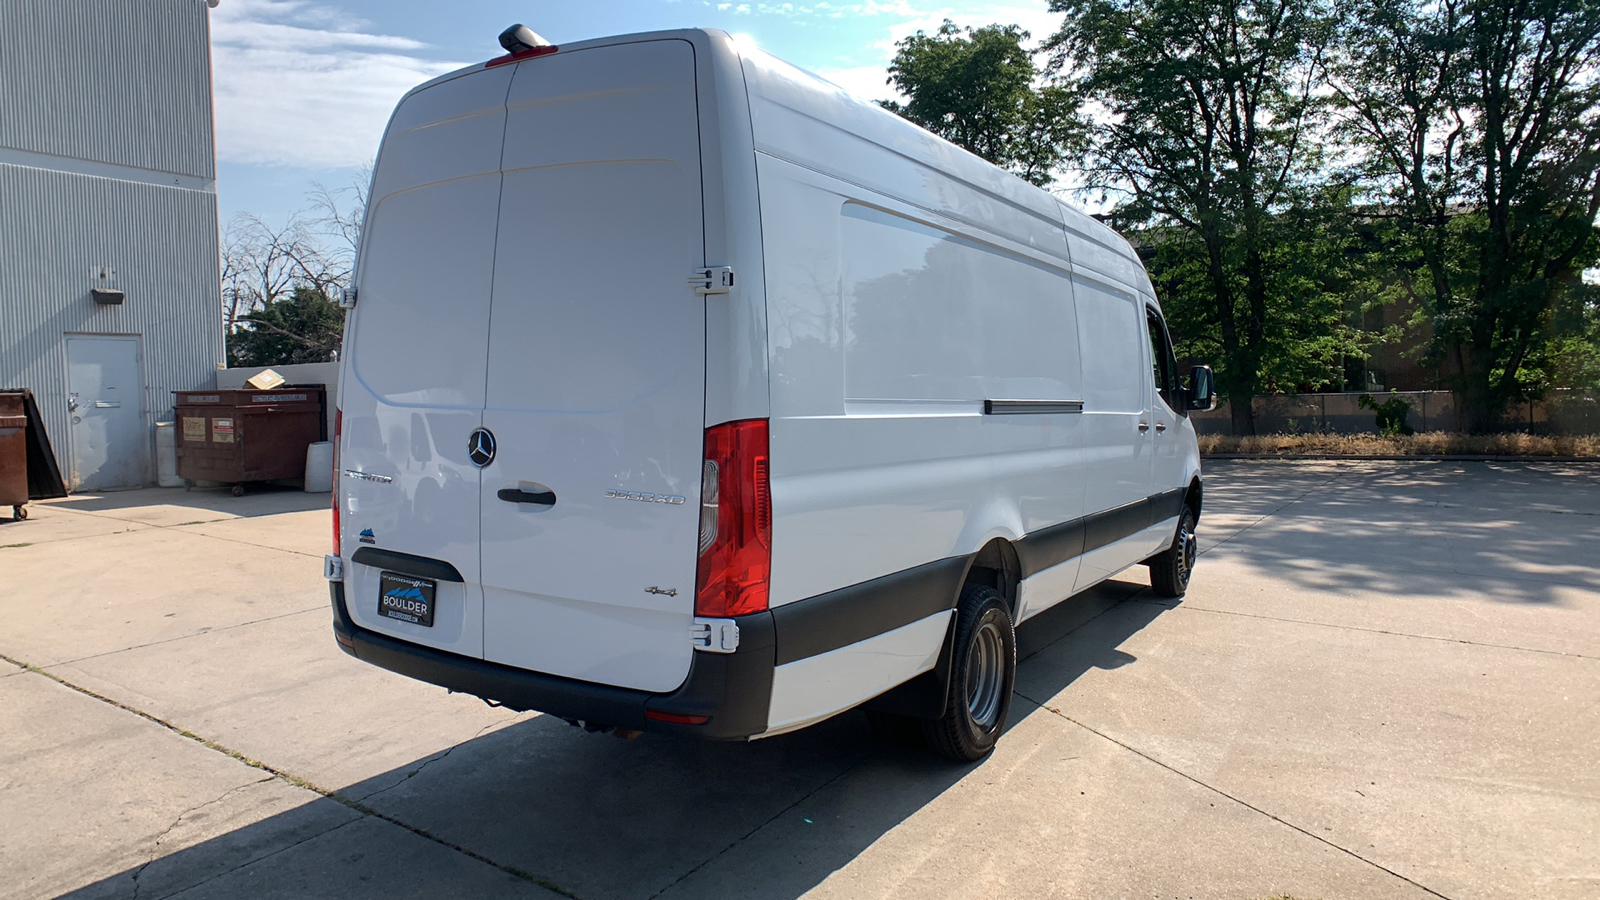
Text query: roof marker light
487 23 558 68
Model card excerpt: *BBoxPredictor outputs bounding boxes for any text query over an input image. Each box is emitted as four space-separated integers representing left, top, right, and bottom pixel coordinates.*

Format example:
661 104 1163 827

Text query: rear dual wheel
871 583 1017 763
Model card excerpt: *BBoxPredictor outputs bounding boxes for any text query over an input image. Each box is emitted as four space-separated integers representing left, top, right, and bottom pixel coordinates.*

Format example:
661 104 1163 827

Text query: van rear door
339 67 513 659
478 41 708 693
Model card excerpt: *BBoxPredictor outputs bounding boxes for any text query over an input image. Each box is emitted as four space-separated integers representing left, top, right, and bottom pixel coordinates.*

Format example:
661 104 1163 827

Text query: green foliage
226 285 344 367
1358 391 1416 435
881 21 1079 186
1048 0 1364 434
1328 0 1600 430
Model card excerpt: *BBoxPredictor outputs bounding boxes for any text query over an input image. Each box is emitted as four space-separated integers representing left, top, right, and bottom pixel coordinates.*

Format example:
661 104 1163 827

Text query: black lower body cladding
329 582 775 740
327 487 1194 740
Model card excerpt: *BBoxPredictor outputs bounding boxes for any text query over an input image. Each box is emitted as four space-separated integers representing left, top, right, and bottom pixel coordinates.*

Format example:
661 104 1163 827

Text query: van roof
396 27 1146 285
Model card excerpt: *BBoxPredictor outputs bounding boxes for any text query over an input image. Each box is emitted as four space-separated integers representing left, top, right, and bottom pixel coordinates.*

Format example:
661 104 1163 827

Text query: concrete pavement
1 462 1596 899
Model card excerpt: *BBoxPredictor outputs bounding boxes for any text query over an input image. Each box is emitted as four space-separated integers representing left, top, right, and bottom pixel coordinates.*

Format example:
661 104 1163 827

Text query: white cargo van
325 26 1216 761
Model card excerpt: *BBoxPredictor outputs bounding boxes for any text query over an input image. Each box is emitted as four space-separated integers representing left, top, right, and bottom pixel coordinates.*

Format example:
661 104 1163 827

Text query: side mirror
1187 365 1217 411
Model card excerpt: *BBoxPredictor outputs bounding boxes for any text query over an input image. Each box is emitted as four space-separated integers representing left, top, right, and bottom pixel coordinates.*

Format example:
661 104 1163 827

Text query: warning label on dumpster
182 417 205 441
212 418 235 443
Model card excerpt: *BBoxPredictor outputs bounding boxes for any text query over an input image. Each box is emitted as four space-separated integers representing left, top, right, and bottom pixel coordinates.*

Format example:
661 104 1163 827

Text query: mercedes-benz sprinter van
325 27 1216 761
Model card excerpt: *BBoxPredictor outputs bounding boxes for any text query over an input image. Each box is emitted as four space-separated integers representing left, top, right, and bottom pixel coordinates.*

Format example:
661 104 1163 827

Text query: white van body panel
764 611 952 737
337 66 514 659
476 40 706 693
333 29 1203 742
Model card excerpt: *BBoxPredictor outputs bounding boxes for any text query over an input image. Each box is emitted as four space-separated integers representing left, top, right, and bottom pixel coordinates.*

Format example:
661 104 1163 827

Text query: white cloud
210 0 464 168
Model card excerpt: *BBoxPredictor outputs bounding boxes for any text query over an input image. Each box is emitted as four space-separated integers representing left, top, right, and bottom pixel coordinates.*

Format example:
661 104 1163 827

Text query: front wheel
1148 505 1198 598
924 583 1016 762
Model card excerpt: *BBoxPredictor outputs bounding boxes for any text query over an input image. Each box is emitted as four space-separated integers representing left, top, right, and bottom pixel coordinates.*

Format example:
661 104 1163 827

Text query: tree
219 213 333 334
881 21 1079 186
1048 0 1351 434
219 167 369 365
1328 0 1600 431
227 285 345 367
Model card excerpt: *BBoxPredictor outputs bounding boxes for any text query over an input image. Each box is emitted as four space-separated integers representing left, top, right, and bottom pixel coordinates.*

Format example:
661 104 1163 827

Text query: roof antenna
499 24 552 54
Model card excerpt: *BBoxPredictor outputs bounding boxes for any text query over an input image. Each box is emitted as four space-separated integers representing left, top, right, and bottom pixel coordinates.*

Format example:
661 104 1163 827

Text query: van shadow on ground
63 581 1161 900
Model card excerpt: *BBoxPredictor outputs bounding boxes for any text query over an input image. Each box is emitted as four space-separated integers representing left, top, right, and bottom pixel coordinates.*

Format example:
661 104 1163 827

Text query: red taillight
485 44 559 68
332 408 342 556
644 710 710 725
694 419 771 618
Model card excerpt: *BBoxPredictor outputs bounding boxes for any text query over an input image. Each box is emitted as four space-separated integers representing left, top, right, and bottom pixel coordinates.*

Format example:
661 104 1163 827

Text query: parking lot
3 460 1597 900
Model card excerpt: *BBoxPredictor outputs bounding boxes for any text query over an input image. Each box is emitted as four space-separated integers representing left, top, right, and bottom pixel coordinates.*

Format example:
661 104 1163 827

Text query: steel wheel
966 619 1006 730
925 584 1016 762
1150 505 1198 598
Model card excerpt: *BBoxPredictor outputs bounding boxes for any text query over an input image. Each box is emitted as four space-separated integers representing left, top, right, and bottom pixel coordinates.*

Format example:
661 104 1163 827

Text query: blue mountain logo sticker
359 528 375 544
384 585 426 603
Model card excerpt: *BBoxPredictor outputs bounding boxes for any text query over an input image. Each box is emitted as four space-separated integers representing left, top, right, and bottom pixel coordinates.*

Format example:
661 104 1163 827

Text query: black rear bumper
329 582 776 740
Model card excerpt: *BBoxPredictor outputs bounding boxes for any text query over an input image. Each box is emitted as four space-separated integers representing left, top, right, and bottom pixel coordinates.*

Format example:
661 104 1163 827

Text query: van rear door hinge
691 617 740 653
688 267 734 296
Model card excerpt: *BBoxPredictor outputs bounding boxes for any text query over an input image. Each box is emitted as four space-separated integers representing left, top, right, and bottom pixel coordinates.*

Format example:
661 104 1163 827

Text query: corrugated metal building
0 0 223 491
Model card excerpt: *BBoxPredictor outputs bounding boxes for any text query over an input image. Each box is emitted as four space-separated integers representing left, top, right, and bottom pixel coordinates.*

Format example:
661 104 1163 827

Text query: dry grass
1199 430 1600 457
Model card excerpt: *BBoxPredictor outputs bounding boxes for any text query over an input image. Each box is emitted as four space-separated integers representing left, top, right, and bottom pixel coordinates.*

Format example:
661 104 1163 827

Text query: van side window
1146 308 1181 413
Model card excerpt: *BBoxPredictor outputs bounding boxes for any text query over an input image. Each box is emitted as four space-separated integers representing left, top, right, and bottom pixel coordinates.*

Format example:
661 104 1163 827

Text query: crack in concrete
1147 601 1600 661
644 750 877 900
352 718 508 804
0 653 580 900
141 817 363 900
1015 692 1457 900
130 776 275 900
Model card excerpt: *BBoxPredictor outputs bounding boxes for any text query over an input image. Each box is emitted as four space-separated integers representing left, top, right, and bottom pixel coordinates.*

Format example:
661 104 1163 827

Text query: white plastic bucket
303 441 334 493
154 422 183 487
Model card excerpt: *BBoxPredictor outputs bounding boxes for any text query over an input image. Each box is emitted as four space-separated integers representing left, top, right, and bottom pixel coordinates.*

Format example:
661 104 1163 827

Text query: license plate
378 572 435 627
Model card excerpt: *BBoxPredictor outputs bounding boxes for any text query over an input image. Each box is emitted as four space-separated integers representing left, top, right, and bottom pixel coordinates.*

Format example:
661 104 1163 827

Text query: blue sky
208 0 1064 228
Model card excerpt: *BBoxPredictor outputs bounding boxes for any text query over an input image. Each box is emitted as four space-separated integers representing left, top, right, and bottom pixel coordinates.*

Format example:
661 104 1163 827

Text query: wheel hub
966 619 1005 730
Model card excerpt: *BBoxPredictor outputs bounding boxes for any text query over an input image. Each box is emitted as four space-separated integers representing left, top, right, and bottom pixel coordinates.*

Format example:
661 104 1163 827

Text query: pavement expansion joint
0 650 581 900
25 504 325 558
1156 602 1600 661
1012 691 1459 900
43 605 328 670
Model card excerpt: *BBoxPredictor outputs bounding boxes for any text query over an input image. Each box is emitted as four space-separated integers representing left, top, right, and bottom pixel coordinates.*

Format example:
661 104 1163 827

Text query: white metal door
1070 278 1154 591
479 41 707 693
336 63 515 660
65 335 145 490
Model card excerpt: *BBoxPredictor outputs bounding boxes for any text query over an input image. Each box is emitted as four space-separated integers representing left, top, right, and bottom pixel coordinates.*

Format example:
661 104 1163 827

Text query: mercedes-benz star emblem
468 428 496 467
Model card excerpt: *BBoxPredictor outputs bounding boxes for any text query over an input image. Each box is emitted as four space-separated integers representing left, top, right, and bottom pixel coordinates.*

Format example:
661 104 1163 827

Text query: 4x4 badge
468 428 496 467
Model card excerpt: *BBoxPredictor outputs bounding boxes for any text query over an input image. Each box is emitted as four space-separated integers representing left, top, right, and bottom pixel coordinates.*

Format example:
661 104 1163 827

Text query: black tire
924 583 1016 763
230 484 246 497
1148 505 1198 598
13 505 26 521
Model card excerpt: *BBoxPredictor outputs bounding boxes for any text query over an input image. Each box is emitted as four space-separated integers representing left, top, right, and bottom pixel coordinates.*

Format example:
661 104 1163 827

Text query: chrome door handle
1155 422 1167 432
1138 422 1151 432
